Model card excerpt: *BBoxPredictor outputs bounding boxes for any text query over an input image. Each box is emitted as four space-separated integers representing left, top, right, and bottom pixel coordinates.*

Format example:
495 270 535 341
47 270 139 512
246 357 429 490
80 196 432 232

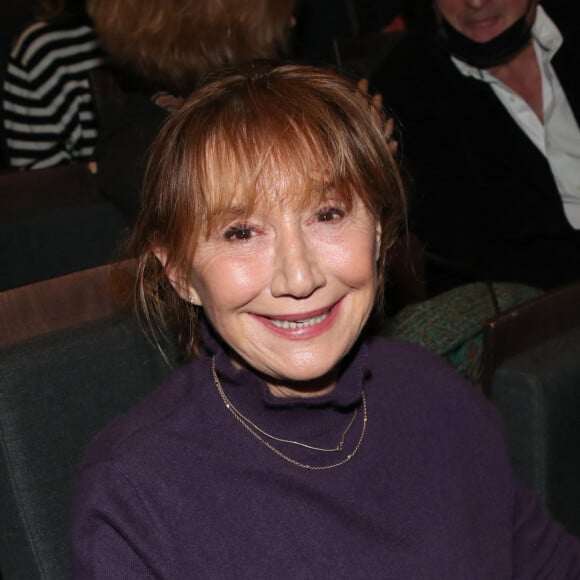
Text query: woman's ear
153 248 202 306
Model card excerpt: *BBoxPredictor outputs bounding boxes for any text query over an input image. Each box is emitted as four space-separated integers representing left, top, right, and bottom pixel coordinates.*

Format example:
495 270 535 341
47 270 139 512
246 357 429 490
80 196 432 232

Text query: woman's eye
223 225 255 241
317 206 345 223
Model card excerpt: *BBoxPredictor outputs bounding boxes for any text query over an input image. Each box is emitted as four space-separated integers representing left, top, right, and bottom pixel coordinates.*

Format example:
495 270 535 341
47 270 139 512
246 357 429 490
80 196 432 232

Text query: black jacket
372 2 580 293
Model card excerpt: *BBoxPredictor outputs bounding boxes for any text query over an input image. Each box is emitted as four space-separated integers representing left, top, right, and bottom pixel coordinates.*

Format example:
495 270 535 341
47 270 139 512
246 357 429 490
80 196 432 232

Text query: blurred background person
87 0 297 222
372 0 580 295
2 0 103 170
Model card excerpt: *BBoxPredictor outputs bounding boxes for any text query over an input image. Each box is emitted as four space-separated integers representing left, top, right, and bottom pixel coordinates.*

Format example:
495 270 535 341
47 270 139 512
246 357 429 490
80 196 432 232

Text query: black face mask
438 1 533 69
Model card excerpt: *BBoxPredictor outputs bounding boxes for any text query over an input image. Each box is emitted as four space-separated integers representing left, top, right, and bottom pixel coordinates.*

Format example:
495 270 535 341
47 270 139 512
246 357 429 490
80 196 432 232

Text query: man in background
373 0 580 294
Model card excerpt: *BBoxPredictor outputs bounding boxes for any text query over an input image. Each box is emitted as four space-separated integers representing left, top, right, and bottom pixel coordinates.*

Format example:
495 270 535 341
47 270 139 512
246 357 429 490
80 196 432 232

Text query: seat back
385 233 427 314
0 164 127 290
491 326 580 536
0 314 175 579
0 261 133 347
482 281 580 394
382 281 542 387
483 281 580 536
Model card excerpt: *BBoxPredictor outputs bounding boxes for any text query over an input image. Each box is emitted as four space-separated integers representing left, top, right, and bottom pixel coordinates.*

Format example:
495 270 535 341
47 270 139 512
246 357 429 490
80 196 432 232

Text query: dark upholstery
0 164 128 290
385 233 427 314
482 281 580 394
0 314 175 579
491 326 580 537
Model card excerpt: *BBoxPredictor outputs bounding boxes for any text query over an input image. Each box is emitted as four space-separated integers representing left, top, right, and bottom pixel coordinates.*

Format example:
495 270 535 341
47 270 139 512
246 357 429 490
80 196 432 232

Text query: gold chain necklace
210 357 368 470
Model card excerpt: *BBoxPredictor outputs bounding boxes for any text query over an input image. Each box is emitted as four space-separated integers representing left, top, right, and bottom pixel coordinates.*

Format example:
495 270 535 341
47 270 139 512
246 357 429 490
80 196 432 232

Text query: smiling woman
132 62 404 361
187 195 380 396
70 63 580 578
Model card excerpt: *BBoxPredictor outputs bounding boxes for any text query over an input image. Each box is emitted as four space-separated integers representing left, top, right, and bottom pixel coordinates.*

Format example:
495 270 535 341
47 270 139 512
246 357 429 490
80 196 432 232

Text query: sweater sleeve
511 484 580 577
2 23 101 169
70 459 172 579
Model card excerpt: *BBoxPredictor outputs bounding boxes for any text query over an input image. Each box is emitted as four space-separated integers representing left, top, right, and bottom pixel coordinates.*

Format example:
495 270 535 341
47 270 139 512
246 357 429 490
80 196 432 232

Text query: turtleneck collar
199 316 367 410
194 316 370 467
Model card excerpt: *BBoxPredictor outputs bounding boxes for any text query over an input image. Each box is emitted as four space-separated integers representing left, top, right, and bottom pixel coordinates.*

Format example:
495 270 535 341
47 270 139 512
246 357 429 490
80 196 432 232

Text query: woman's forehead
202 150 342 207
202 117 338 183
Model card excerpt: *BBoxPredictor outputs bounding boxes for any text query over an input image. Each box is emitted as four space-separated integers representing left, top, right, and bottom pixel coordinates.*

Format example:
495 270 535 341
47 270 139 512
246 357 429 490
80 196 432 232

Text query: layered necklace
211 357 367 470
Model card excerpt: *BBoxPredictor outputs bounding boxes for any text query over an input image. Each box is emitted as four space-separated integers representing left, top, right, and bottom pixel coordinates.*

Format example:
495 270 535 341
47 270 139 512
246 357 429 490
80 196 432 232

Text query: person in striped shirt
2 0 103 170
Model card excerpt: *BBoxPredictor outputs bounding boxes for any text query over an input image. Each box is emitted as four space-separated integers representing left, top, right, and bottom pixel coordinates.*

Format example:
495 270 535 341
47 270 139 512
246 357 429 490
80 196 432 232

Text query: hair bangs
194 87 377 237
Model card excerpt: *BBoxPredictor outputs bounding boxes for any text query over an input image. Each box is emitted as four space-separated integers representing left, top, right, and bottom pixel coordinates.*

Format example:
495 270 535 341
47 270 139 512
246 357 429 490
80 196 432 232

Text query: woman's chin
255 362 339 398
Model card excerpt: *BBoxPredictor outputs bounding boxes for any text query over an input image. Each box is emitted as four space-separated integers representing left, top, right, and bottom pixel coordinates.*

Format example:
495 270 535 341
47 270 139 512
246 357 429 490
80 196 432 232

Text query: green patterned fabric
381 282 543 387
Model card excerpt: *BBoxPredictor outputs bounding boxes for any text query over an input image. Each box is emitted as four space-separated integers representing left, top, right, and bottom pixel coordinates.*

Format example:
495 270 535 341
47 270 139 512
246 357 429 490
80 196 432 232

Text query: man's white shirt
452 6 580 229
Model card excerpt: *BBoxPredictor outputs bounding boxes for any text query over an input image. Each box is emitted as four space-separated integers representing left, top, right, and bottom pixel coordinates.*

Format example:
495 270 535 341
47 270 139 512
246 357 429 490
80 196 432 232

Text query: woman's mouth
270 311 329 329
254 301 342 339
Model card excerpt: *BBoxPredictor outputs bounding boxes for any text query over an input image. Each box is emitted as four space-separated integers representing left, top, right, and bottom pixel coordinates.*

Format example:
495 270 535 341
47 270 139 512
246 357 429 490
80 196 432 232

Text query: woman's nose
465 0 487 9
270 229 326 298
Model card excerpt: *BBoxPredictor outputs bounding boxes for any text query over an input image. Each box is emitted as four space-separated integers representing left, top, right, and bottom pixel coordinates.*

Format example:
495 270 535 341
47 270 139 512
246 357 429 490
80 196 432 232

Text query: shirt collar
451 5 562 81
531 4 562 55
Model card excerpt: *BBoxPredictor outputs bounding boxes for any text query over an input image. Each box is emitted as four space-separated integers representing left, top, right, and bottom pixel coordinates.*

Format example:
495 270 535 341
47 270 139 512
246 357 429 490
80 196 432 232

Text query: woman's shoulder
367 335 475 391
366 335 495 420
10 18 98 65
367 334 459 375
80 359 209 470
365 336 507 462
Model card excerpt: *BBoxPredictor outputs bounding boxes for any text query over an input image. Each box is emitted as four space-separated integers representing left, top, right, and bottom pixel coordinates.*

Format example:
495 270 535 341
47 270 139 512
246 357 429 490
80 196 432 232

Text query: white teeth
270 311 329 329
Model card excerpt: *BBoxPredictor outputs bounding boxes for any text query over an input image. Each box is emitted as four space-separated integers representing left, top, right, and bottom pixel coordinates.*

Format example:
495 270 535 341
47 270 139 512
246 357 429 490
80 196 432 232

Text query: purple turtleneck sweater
71 335 580 578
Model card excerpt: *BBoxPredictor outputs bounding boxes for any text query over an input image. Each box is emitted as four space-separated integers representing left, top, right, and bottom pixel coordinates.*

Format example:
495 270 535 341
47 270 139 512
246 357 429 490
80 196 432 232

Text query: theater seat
0 314 176 579
491 326 580 537
483 281 580 537
0 163 128 290
0 260 133 347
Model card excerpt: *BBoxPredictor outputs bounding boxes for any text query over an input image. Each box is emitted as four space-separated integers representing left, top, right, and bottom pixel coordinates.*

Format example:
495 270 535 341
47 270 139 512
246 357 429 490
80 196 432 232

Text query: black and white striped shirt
2 18 104 169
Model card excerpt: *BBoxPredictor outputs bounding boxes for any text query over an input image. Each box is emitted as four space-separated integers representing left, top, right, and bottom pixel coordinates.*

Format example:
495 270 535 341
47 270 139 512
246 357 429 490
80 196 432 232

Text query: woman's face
187 192 381 397
435 0 534 43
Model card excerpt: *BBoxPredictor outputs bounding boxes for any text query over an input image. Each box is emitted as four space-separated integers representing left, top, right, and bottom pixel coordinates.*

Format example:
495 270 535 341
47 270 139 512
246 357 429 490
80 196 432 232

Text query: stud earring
188 295 196 304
